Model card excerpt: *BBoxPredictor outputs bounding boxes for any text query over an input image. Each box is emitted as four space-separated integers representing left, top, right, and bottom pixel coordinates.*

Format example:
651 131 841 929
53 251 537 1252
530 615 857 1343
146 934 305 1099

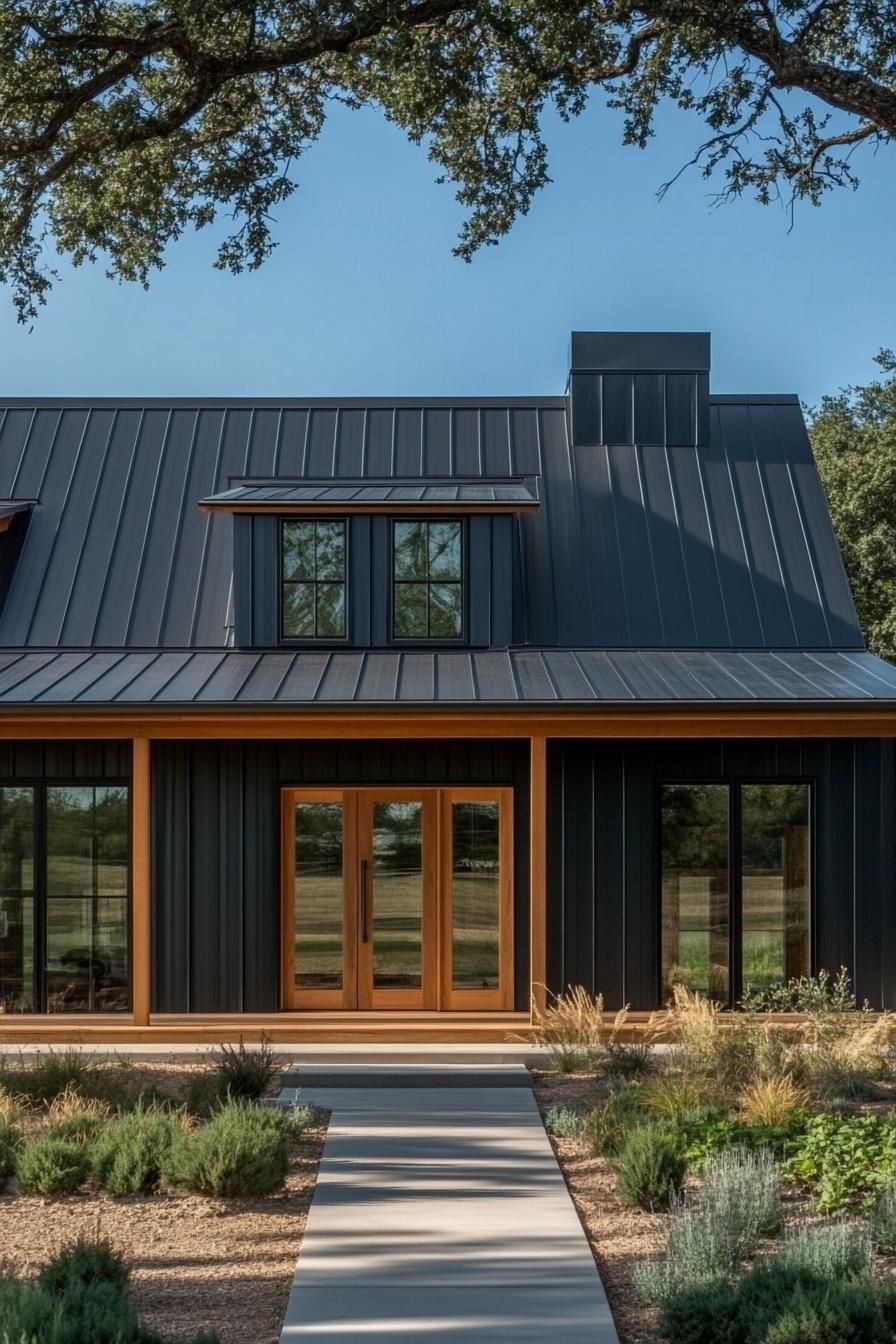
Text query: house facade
1 331 895 1042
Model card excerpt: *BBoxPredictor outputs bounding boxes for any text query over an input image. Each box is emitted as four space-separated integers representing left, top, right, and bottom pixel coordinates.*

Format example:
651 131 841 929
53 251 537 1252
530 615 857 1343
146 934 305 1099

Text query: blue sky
0 96 891 403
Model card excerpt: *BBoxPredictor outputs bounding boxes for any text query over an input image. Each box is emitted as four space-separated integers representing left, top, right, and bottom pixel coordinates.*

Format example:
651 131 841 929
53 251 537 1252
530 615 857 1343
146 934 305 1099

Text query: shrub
93 1103 187 1196
780 1112 896 1212
582 1083 644 1156
743 968 893 1104
872 1183 896 1255
777 1220 873 1280
0 1248 222 1344
15 1136 92 1194
279 1101 324 1136
738 1074 810 1127
658 1263 893 1344
529 986 644 1074
0 1050 151 1111
681 1110 806 1169
648 985 757 1089
212 1036 277 1100
182 1071 232 1118
701 1146 782 1252
46 1086 112 1144
614 1124 686 1211
38 1237 129 1297
543 1103 585 1139
633 1149 781 1307
166 1099 288 1197
643 1076 723 1126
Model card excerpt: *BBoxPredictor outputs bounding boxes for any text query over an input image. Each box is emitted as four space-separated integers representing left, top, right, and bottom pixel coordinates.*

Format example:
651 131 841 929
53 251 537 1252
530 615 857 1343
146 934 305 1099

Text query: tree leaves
810 352 896 661
0 1 894 317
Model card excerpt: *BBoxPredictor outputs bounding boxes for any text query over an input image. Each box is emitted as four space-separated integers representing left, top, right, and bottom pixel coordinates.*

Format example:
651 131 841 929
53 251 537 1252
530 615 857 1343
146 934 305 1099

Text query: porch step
280 1063 532 1089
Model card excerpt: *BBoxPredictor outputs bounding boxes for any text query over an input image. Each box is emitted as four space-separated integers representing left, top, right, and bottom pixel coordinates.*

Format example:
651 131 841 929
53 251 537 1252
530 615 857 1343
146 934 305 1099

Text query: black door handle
360 857 370 944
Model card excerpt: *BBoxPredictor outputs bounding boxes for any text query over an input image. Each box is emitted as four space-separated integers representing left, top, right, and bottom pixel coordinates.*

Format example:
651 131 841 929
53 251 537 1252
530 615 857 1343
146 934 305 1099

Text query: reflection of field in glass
452 873 499 988
295 875 343 989
667 872 807 995
45 858 128 896
372 872 422 988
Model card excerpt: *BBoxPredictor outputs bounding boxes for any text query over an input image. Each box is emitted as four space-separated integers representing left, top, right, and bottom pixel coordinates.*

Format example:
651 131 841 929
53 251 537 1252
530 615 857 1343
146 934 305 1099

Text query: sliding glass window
0 784 130 1014
661 781 811 1004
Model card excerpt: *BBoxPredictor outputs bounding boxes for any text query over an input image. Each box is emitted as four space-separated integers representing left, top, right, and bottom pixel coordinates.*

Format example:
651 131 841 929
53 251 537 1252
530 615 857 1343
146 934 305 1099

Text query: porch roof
0 647 895 708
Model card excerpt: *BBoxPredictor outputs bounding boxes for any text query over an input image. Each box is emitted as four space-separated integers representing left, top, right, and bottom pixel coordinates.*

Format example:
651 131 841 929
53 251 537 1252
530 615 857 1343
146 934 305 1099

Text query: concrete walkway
279 1065 619 1343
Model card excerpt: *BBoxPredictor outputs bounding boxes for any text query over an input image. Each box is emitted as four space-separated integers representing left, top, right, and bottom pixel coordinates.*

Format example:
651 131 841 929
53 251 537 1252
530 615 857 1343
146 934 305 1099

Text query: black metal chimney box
567 330 710 448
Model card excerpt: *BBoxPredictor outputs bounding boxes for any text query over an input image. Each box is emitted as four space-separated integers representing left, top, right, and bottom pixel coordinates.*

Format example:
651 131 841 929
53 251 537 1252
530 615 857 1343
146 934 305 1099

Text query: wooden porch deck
0 1011 534 1046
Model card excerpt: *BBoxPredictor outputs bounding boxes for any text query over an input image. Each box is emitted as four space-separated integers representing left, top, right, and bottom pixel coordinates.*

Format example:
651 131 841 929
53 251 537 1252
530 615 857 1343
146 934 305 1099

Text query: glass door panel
452 802 500 991
741 783 810 991
286 792 356 1008
294 802 344 992
441 789 513 1009
371 801 424 992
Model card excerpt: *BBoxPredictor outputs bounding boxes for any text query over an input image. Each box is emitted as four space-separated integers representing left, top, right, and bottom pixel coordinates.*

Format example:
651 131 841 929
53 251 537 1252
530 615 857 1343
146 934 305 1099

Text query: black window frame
656 776 815 1008
279 516 350 645
389 517 468 645
0 779 132 1015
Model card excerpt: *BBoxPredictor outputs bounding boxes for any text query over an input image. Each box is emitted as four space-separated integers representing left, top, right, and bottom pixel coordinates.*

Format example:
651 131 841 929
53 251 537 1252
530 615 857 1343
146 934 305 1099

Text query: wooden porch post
131 737 151 1026
530 735 547 1019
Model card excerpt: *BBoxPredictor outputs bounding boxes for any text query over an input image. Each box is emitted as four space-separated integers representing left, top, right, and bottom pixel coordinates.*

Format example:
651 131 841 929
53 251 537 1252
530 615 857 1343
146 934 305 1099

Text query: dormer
199 477 540 650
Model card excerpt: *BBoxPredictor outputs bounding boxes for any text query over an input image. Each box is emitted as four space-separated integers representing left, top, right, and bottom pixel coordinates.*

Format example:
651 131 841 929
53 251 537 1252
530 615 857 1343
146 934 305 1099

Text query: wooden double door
282 787 513 1011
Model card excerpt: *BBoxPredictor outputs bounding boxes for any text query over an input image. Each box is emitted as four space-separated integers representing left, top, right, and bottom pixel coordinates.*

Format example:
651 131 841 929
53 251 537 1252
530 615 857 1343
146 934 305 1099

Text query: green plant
182 1071 232 1118
778 1221 873 1280
0 1114 21 1183
166 1098 288 1197
0 1050 152 1111
681 1111 806 1169
582 1083 644 1156
212 1036 277 1100
529 987 640 1074
38 1238 129 1297
542 1104 585 1139
93 1102 187 1197
633 1148 781 1307
46 1085 113 1144
614 1124 686 1211
642 1076 723 1126
701 1146 782 1251
737 1074 810 1127
15 1136 92 1195
657 1263 894 1344
872 1183 896 1255
781 1113 896 1212
279 1101 323 1136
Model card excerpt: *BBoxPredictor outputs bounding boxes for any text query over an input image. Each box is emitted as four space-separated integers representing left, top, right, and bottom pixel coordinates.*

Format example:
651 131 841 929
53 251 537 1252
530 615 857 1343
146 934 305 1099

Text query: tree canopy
810 353 896 662
0 1 894 318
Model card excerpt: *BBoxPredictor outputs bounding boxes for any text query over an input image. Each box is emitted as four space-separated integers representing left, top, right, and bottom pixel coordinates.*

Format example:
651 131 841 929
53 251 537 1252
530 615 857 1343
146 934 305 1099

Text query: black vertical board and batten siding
548 738 896 1011
151 738 530 1014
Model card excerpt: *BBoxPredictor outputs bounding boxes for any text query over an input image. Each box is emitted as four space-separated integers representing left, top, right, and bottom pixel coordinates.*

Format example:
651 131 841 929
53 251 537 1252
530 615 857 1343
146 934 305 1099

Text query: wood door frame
439 788 514 1011
281 784 514 1012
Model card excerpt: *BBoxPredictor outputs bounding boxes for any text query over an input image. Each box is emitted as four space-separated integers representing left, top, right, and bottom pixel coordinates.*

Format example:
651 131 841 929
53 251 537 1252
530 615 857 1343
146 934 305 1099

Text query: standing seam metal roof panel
0 391 865 654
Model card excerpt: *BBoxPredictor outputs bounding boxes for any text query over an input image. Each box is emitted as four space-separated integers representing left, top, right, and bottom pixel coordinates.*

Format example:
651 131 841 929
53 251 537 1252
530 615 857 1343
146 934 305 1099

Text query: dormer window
281 519 347 640
392 519 464 640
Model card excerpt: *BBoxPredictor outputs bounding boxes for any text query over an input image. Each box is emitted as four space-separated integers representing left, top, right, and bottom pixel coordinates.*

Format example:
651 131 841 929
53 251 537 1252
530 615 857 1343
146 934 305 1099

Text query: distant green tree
1 1 895 320
810 352 896 662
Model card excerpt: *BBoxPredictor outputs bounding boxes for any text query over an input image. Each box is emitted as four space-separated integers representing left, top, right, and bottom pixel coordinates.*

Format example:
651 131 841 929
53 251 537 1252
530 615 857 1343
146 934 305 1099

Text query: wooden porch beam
1 709 896 740
131 737 151 1027
530 735 547 1021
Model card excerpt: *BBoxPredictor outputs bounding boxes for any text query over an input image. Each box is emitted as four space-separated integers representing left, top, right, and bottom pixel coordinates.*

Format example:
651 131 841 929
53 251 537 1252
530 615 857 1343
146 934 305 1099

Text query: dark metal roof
0 392 863 653
199 477 540 512
0 648 893 708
